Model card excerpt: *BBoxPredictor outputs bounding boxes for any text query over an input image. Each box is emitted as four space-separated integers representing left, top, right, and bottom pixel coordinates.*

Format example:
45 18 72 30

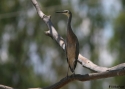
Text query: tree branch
0 85 14 89
44 69 125 89
31 0 125 73
0 1 125 89
0 0 119 89
0 69 125 89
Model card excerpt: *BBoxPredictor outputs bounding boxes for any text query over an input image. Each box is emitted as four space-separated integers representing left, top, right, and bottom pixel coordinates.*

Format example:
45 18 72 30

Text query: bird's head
56 10 71 18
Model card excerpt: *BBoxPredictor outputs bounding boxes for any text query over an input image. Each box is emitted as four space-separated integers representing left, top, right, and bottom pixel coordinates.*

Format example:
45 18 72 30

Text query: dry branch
0 0 125 89
0 69 125 89
30 0 125 88
31 0 125 72
44 69 125 89
0 85 14 89
1 0 124 89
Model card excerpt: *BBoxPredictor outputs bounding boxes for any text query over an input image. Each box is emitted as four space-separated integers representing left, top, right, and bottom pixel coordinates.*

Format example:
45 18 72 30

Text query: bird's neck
67 14 72 31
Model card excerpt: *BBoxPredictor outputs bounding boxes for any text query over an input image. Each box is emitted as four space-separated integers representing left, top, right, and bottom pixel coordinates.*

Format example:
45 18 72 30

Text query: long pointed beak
56 11 66 13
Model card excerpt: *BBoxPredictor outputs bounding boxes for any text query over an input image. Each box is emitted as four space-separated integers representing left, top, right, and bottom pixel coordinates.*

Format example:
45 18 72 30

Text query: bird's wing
75 39 79 60
65 41 68 63
74 39 79 69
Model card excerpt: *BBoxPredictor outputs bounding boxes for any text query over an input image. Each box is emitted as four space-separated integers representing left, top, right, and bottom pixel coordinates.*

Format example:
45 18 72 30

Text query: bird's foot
73 72 75 78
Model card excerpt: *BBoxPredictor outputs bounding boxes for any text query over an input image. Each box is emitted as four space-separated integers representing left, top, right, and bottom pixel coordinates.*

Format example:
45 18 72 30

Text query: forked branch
31 0 125 72
0 0 125 89
30 0 125 88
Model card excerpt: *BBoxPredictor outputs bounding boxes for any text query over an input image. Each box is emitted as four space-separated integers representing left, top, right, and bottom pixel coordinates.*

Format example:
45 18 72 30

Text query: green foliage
42 0 61 7
109 12 125 63
0 0 124 89
0 0 49 88
109 11 125 85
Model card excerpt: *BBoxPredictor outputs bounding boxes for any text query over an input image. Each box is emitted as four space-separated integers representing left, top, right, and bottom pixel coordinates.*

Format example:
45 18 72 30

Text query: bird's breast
66 31 77 59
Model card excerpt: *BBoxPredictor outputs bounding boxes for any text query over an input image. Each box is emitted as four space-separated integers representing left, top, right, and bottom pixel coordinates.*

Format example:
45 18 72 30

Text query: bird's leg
73 71 75 75
73 70 75 78
66 65 69 78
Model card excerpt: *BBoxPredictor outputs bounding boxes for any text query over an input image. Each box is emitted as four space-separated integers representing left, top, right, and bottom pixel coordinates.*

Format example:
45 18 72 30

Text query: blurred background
0 0 125 89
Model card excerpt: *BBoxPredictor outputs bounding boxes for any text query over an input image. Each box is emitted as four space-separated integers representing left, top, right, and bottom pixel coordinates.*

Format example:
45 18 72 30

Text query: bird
56 10 79 76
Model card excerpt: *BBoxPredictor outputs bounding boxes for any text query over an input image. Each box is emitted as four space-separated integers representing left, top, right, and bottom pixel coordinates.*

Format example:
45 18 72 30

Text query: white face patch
63 13 69 18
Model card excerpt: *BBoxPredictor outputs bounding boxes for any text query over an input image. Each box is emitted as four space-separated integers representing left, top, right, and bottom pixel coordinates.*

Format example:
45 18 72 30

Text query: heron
56 10 79 76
